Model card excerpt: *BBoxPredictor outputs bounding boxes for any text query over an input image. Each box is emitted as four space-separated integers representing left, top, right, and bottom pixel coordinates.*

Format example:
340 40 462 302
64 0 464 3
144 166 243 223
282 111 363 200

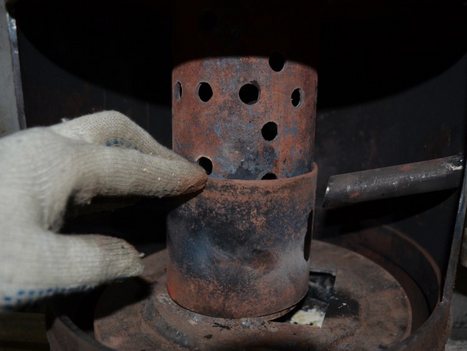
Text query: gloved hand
0 111 207 308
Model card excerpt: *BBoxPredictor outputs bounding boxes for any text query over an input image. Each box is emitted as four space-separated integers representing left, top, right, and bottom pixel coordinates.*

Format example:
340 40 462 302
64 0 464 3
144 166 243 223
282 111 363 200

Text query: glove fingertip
177 162 209 195
83 235 145 283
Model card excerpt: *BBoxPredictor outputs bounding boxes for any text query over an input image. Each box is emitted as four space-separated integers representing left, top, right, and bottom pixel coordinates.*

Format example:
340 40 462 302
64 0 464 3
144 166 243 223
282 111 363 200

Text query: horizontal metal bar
323 154 464 209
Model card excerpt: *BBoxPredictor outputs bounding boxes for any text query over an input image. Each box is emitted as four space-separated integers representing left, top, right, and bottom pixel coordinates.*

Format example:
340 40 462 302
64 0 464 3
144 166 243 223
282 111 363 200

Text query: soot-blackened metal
168 1 320 317
167 170 316 318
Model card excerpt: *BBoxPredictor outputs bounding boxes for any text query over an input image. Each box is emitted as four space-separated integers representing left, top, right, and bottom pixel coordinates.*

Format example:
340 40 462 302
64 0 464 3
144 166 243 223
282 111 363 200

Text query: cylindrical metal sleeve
167 168 316 318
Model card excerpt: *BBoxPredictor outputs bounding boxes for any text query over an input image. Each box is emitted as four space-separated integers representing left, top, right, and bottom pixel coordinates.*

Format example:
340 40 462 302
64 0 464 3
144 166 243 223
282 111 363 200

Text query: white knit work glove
0 111 207 308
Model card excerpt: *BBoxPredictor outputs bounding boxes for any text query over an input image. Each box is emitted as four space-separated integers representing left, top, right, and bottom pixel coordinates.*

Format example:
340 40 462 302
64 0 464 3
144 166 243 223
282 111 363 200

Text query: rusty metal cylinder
167 0 320 318
172 56 316 179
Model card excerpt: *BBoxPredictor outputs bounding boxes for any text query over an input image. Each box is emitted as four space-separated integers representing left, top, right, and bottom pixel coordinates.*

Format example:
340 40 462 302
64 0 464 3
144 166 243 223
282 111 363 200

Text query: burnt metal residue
273 270 336 327
167 168 317 318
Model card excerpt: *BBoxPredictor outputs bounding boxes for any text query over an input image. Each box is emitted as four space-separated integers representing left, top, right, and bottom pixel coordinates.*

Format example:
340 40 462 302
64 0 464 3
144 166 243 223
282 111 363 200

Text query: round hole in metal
174 81 182 101
291 88 302 107
268 53 286 72
197 156 213 175
239 82 260 105
198 82 213 102
261 172 278 180
261 122 278 141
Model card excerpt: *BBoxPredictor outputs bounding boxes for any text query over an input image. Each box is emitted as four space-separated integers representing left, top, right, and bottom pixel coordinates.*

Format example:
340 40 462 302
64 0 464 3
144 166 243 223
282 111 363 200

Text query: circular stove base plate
94 240 411 351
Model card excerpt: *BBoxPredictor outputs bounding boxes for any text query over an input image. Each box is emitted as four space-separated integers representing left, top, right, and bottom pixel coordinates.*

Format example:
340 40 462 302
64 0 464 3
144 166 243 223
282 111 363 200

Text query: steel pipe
323 154 463 209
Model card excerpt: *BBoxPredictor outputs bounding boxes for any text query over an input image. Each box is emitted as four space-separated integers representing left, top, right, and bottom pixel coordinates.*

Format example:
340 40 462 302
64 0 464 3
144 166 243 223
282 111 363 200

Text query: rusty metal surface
94 240 412 351
172 1 319 180
172 57 317 179
323 154 463 209
167 168 317 318
332 226 441 317
46 226 455 350
47 315 112 351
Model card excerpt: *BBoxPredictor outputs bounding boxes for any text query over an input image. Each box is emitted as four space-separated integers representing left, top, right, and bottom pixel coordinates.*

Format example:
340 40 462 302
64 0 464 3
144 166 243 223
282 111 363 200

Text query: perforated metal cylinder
172 58 317 179
171 1 319 180
167 0 320 318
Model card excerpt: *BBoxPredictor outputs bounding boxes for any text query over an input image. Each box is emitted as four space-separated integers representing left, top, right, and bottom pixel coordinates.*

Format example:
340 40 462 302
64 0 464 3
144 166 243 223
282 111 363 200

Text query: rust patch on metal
171 1 320 180
172 57 317 180
167 167 317 318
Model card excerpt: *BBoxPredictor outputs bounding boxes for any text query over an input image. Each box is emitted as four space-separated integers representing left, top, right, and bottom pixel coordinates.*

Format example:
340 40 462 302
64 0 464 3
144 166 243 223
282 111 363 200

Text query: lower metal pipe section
167 169 316 318
323 154 464 209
